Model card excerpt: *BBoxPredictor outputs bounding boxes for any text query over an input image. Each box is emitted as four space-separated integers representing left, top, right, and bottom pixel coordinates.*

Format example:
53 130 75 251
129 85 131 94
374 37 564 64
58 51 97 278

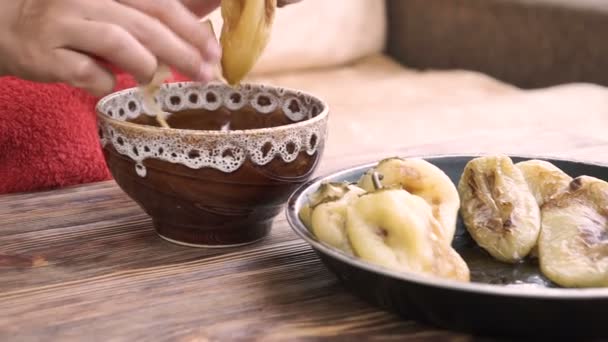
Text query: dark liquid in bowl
129 108 300 131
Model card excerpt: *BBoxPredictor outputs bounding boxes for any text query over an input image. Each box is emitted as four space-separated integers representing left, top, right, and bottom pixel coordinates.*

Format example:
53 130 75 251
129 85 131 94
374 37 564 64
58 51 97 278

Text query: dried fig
346 189 470 282
298 182 365 254
357 157 460 244
539 176 608 288
220 0 276 85
516 159 572 206
458 156 541 263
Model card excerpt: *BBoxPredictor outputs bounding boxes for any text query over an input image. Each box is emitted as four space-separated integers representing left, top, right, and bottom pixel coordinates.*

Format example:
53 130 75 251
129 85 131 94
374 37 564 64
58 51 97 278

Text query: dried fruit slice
357 157 460 244
220 0 277 85
346 189 470 282
516 159 573 259
516 159 572 206
458 156 541 263
298 182 364 230
539 176 608 288
308 185 366 254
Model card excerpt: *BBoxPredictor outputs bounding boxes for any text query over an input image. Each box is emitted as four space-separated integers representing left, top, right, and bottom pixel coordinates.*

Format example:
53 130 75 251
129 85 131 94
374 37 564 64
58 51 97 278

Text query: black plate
285 154 608 339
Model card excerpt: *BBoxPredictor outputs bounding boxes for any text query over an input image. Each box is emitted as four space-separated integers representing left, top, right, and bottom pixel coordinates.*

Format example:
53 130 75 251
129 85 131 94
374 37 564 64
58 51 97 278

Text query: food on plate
220 0 277 85
357 157 460 244
516 159 573 206
346 189 469 282
299 155 608 288
299 158 468 282
538 176 608 288
300 183 366 254
515 159 573 258
458 156 541 263
298 182 363 230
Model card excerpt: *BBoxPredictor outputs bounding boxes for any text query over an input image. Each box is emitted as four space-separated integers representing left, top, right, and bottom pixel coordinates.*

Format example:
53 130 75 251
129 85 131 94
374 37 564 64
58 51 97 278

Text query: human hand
0 0 221 96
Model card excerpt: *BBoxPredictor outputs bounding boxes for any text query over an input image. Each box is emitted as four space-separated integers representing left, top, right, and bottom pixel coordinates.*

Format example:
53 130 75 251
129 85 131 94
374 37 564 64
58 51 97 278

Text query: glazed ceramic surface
97 82 328 247
286 155 608 339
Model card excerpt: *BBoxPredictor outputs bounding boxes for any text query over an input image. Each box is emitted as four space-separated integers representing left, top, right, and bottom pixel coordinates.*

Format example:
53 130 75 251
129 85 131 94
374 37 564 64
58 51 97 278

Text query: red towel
0 69 190 194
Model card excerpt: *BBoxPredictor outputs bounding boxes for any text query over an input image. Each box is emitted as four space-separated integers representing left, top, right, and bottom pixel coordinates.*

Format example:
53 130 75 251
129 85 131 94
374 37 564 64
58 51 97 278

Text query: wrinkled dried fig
220 0 276 85
539 176 608 288
346 189 470 282
516 159 572 207
458 156 541 263
357 157 460 244
298 182 362 229
298 182 365 254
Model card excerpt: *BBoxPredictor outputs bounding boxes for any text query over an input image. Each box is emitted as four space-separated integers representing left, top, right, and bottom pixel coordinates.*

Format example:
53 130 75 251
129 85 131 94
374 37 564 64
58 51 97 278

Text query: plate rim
286 152 608 299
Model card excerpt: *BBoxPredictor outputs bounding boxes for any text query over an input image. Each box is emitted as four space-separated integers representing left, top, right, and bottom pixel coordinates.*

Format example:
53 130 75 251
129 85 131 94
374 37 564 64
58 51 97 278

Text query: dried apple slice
357 157 460 244
220 0 276 85
458 156 541 263
307 184 366 254
516 159 572 206
346 189 470 282
539 176 608 288
298 182 364 231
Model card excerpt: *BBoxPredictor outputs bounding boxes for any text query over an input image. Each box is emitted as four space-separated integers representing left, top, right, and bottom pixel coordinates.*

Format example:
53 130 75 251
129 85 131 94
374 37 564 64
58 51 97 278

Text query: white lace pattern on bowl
97 82 327 177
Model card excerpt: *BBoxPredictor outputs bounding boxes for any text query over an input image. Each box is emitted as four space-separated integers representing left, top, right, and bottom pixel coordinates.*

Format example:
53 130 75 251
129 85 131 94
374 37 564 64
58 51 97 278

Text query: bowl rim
95 81 329 136
286 152 608 299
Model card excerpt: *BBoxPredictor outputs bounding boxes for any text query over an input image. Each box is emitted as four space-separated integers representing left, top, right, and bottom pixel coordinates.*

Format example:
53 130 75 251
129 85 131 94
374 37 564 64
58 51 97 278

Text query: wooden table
1 129 607 341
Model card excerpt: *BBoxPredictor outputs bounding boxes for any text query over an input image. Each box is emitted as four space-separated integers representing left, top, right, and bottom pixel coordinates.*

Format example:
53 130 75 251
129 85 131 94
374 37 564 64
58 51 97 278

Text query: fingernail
206 40 222 62
197 64 214 82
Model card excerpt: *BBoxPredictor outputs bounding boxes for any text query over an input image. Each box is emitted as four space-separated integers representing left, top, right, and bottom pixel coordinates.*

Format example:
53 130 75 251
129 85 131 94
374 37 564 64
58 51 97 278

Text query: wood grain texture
1 130 607 341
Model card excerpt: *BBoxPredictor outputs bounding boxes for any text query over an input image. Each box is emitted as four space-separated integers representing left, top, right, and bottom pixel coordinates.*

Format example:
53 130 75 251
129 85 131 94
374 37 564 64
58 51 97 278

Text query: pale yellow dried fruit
539 176 608 288
357 157 460 244
298 182 363 230
220 0 277 85
516 159 572 207
346 189 470 282
307 184 366 254
458 156 541 263
516 159 573 259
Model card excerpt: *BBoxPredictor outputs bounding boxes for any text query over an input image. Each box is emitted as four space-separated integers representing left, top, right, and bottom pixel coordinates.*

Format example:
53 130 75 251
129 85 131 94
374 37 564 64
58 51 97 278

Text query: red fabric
0 69 189 194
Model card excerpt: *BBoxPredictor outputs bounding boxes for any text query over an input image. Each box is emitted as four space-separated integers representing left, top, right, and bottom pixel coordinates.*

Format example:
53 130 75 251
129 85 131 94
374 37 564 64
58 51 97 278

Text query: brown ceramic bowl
96 82 328 247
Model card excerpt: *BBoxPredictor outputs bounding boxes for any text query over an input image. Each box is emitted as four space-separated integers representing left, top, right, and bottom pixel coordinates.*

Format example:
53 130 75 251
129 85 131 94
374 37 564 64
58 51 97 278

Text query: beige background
207 0 608 162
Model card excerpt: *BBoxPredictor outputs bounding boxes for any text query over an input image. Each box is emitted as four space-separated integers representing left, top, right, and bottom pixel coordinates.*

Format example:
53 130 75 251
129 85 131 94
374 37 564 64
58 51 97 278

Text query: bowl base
152 219 272 248
157 233 267 249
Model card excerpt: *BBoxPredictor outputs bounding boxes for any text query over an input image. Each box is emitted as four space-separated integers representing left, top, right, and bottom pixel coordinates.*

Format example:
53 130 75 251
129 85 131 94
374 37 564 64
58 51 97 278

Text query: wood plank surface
1 129 607 341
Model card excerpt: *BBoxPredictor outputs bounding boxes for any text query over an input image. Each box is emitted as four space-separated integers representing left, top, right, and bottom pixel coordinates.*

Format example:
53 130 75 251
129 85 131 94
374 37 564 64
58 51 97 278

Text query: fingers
50 49 116 96
113 0 220 81
1 0 224 98
59 19 157 84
